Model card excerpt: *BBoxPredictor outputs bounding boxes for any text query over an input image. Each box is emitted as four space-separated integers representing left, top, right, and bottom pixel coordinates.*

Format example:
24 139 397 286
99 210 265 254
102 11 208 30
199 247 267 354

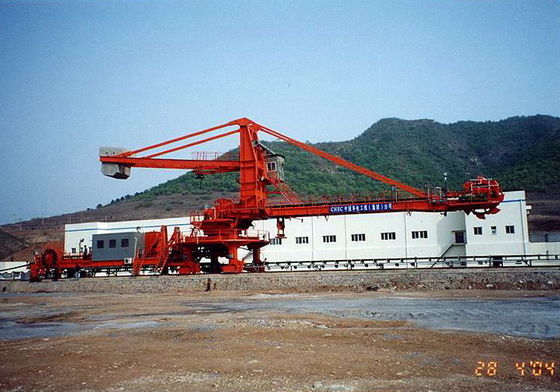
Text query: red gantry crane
30 118 503 280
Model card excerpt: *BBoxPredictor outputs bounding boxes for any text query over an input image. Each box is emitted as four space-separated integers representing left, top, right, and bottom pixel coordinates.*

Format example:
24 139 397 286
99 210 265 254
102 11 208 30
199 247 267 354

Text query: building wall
91 232 144 262
528 242 560 255
464 191 529 255
63 191 559 261
65 217 191 254
256 211 466 262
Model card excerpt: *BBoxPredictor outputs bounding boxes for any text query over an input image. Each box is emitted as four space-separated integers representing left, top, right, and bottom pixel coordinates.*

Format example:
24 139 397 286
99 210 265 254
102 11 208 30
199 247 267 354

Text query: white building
64 191 560 270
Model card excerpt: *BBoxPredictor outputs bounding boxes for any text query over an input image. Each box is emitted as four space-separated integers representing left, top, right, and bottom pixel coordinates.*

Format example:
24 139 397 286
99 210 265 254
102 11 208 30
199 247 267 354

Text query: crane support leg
221 245 244 273
247 247 265 272
177 248 200 275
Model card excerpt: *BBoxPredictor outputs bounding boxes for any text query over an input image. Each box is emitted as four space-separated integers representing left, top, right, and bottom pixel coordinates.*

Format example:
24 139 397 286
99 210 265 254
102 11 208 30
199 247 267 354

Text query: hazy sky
1 0 559 224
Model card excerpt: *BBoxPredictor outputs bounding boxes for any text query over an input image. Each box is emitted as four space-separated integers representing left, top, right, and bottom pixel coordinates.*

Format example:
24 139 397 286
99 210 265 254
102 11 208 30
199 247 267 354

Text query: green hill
130 115 560 203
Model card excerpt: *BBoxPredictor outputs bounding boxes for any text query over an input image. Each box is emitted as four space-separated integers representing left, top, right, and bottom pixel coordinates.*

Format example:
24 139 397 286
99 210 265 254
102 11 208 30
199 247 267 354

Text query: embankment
2 268 559 294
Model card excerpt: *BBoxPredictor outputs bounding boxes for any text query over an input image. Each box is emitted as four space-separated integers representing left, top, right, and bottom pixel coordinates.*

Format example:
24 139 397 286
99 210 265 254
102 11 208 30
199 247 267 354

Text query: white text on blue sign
329 203 393 214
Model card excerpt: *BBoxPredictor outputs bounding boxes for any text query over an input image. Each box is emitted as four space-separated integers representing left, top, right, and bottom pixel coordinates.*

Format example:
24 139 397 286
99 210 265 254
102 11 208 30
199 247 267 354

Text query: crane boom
100 157 240 172
97 117 504 274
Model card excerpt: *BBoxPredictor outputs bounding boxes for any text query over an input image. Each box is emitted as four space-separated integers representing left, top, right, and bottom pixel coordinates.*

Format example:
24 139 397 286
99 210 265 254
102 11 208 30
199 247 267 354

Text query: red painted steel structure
30 118 504 281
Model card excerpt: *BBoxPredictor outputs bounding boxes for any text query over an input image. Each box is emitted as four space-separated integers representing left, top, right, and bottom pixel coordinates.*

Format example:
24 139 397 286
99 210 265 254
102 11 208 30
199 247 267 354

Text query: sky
0 0 559 224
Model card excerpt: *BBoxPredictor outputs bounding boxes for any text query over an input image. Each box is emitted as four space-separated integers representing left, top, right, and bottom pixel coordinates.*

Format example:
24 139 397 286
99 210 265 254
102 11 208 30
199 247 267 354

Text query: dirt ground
0 290 559 392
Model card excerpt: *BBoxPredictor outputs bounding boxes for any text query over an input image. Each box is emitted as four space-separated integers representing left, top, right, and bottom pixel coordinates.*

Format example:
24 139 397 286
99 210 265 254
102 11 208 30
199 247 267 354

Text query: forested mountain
131 115 560 203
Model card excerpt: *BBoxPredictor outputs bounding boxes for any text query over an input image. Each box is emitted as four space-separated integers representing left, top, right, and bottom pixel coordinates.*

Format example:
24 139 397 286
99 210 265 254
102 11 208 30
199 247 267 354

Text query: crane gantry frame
30 118 504 280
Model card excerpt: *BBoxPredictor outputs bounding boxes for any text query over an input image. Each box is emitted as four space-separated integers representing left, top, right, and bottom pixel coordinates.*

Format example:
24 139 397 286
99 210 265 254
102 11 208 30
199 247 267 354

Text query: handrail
252 253 560 270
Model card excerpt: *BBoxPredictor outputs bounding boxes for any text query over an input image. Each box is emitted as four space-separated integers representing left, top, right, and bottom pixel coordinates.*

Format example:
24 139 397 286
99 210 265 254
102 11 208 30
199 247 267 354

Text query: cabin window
491 226 497 235
121 238 129 248
381 232 396 240
109 239 116 248
506 225 515 234
267 162 277 171
96 240 104 249
323 235 336 243
473 227 482 235
351 233 366 242
412 230 428 239
295 236 309 244
454 231 465 244
270 238 282 245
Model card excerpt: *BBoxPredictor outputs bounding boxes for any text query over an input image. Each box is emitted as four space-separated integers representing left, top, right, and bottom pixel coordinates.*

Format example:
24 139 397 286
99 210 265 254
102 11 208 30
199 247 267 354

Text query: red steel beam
265 198 501 218
116 119 240 158
254 122 428 198
99 156 240 171
144 129 240 158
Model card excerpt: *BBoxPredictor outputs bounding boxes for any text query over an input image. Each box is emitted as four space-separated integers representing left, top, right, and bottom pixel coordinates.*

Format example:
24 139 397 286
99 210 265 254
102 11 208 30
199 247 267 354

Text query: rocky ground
0 290 558 392
3 268 559 294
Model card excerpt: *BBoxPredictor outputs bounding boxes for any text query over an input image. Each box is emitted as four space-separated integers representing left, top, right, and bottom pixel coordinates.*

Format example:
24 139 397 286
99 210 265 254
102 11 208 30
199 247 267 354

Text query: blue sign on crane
329 203 393 214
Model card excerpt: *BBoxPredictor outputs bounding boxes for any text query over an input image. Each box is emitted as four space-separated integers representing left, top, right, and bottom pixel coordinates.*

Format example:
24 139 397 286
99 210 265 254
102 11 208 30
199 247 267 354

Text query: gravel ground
0 290 559 392
2 268 560 294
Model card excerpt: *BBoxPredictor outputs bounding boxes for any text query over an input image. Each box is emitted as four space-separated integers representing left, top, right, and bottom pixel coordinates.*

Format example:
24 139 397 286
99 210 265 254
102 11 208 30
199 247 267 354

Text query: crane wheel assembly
30 242 64 282
30 118 504 281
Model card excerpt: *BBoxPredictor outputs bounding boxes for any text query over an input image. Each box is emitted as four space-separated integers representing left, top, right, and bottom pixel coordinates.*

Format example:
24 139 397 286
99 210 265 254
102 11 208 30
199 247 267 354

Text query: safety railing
251 253 560 272
190 151 240 161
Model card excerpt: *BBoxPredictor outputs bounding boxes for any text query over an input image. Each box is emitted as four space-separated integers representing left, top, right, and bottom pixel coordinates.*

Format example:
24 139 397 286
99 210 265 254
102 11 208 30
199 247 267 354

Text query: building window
351 233 366 242
121 238 129 248
295 236 309 244
96 240 104 249
473 227 482 235
71 247 76 253
506 225 515 234
323 235 336 243
109 239 116 248
491 226 497 235
412 230 428 239
270 238 283 245
381 232 396 240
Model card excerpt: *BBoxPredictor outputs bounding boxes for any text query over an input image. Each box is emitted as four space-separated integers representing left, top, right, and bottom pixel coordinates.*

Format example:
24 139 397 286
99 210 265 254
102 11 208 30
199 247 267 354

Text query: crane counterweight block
100 146 131 179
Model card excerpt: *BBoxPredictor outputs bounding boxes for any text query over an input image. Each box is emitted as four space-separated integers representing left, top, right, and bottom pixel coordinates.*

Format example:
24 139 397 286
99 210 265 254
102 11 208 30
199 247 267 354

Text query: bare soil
0 290 558 392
